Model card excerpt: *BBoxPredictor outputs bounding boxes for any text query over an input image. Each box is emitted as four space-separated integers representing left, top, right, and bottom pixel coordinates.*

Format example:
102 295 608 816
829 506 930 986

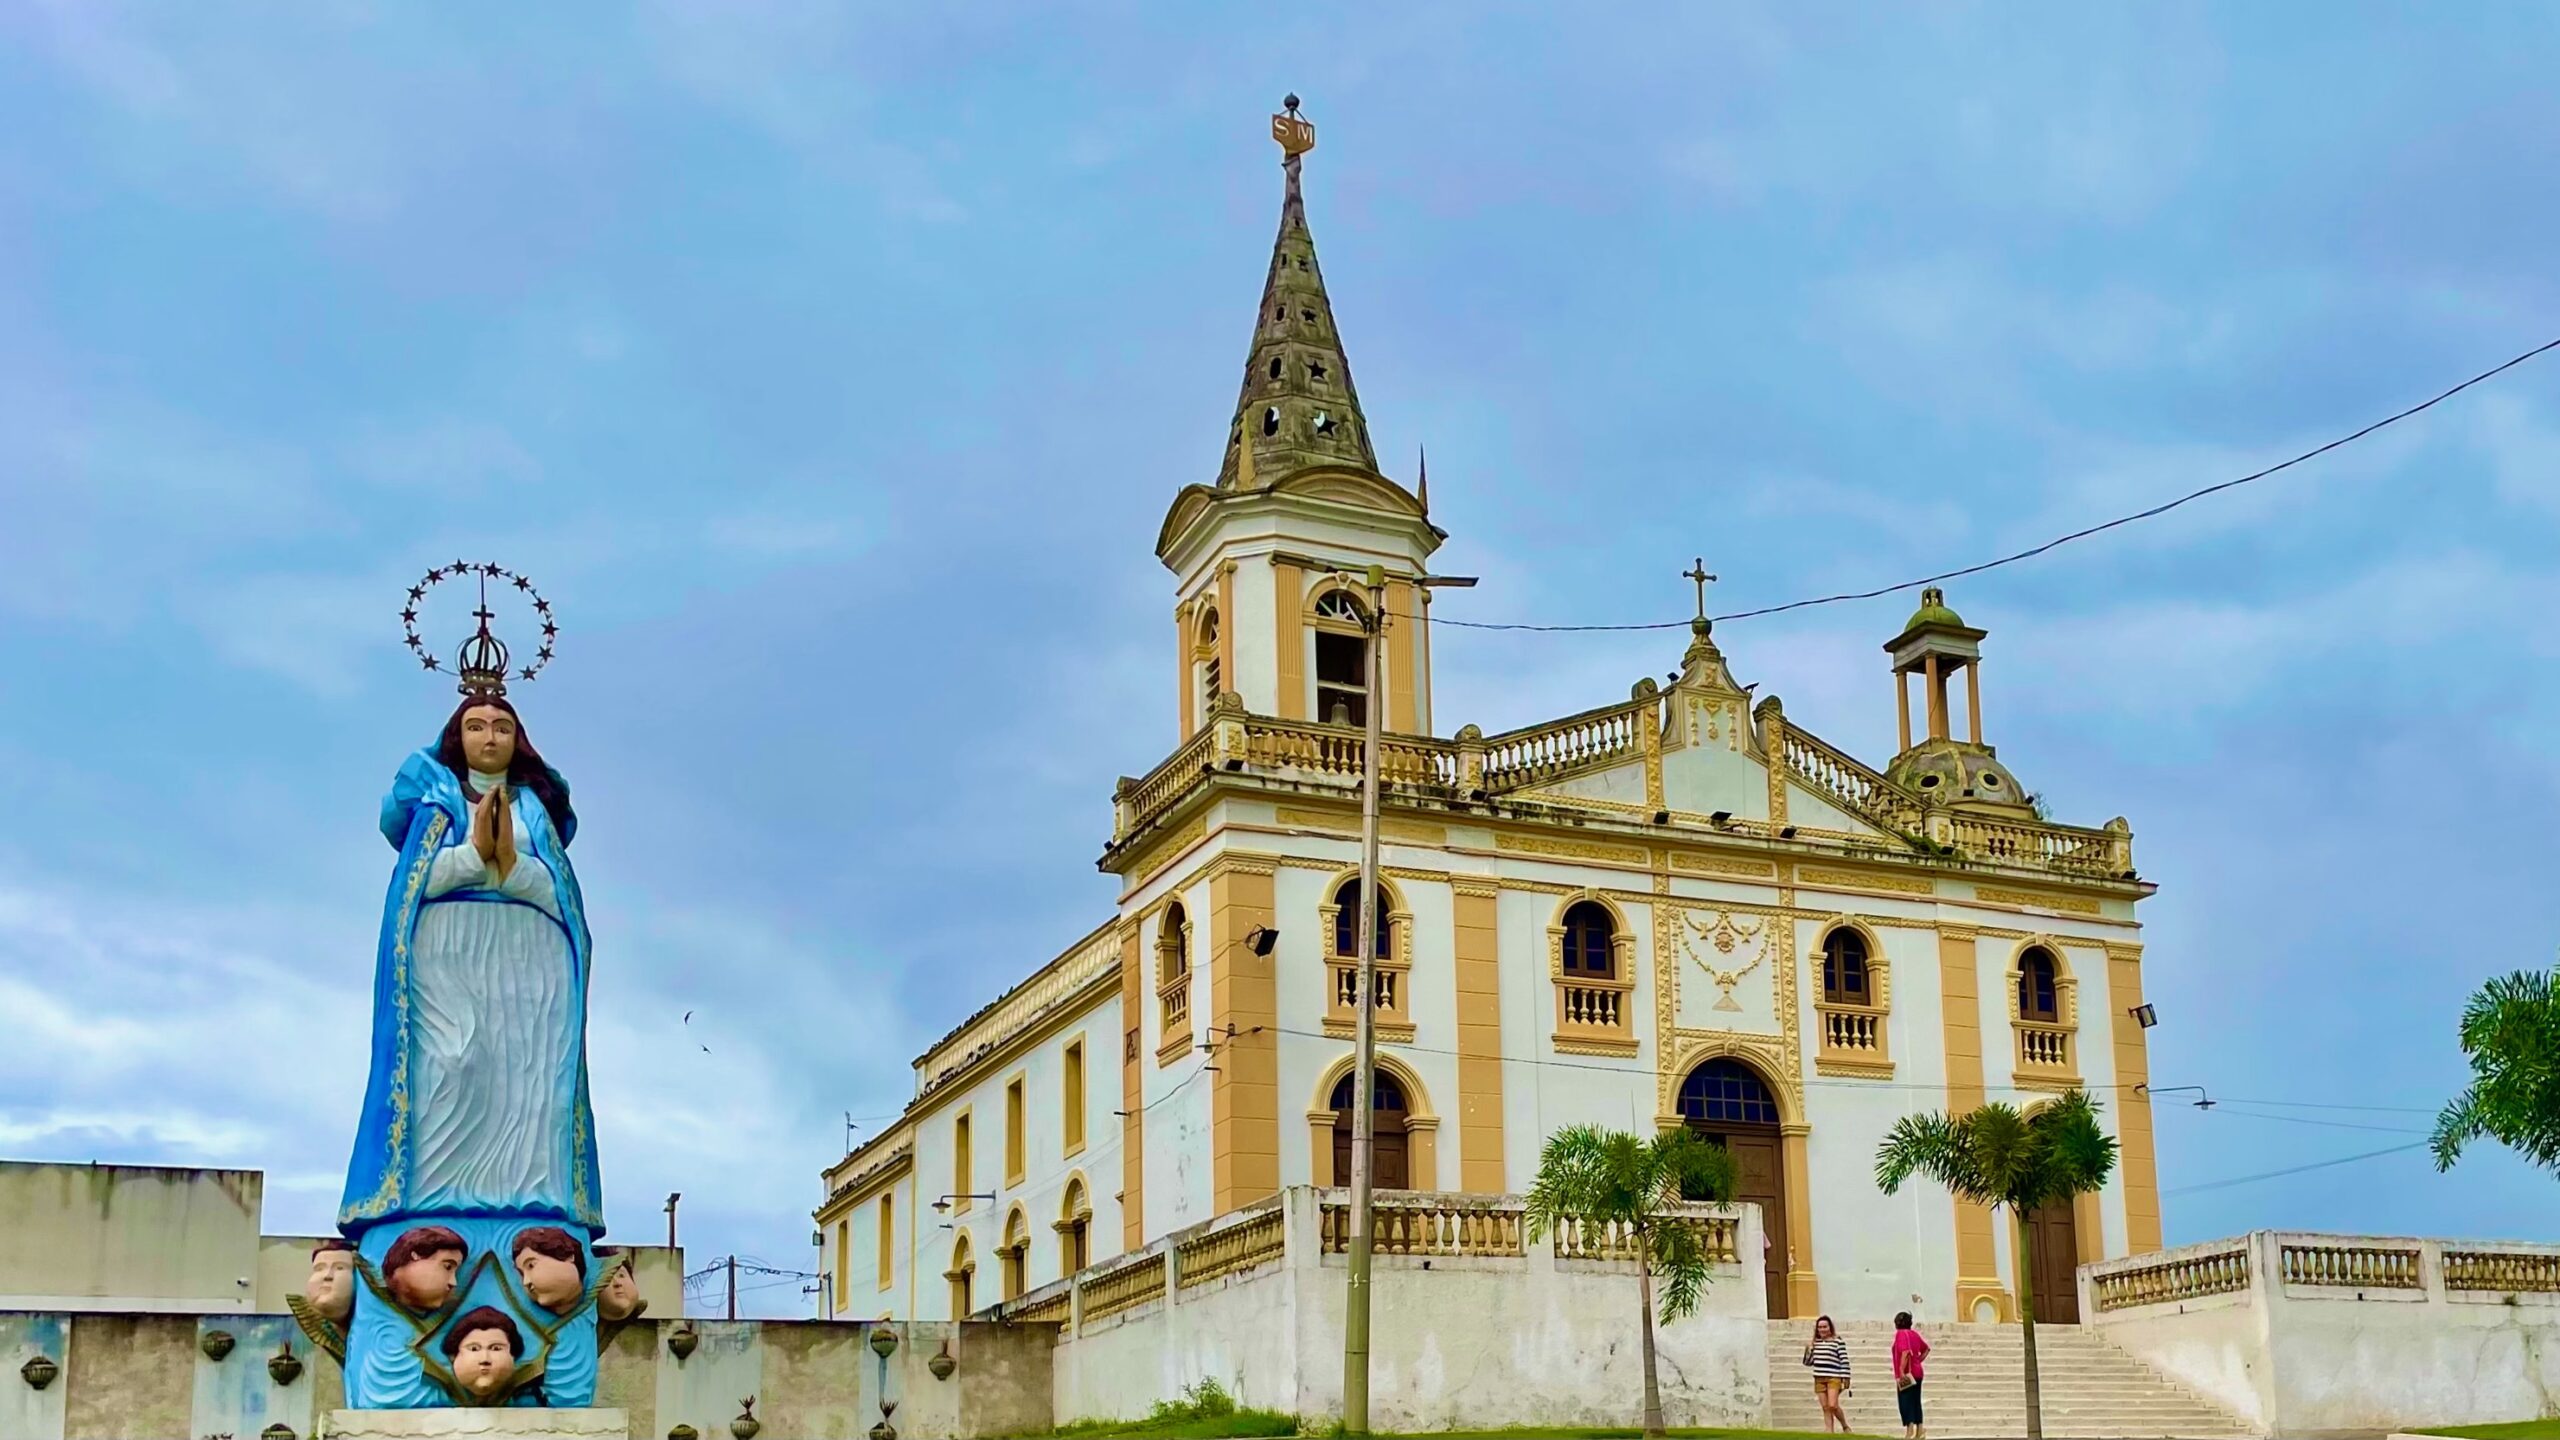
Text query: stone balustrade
1477 700 1647 790
2084 1230 2560 1436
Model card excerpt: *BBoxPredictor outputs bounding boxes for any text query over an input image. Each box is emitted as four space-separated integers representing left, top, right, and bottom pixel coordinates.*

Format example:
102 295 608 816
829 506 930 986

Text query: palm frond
1523 1125 1622 1241
1877 1111 1983 1201
1651 1214 1710 1323
2437 966 2560 1175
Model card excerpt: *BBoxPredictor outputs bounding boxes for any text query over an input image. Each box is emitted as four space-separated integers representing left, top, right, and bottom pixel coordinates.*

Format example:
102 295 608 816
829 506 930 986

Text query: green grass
1013 1414 1884 1424
2413 1423 2560 1440
1019 1425 1884 1440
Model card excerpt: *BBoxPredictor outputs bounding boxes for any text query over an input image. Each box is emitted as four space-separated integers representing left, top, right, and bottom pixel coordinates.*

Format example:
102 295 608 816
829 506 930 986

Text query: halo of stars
398 562 558 683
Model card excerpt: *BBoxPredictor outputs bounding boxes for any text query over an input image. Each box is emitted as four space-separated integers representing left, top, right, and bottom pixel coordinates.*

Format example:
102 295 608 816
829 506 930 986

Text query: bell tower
1156 98 1445 739
1882 588 2034 814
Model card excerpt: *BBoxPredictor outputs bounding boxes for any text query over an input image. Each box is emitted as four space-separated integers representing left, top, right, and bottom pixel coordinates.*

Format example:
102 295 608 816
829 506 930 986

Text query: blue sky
7 4 2560 1316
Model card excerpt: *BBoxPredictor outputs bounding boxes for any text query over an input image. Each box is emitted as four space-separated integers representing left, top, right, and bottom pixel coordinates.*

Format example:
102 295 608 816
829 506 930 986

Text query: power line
2161 1141 2431 1197
1416 333 2560 634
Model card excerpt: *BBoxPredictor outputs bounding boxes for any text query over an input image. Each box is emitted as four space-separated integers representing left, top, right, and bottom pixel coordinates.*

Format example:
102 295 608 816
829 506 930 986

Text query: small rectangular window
1006 1078 1027 1186
953 1112 973 1206
834 1219 849 1310
1063 1041 1087 1155
877 1195 894 1292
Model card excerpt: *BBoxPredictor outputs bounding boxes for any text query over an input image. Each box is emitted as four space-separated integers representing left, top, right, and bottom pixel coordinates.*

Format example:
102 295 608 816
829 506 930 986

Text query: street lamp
1340 565 1474 1438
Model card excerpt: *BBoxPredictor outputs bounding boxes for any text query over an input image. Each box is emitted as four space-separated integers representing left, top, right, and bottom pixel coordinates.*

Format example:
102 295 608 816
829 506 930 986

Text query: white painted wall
1052 1189 1770 1432
2088 1231 2560 1435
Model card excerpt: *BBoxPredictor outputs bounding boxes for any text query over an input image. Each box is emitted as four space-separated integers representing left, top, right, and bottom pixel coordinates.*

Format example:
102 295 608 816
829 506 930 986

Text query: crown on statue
398 561 557 700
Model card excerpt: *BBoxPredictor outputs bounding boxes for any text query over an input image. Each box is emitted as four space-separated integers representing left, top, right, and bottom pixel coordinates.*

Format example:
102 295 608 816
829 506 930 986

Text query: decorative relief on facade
1798 865 1935 897
1974 885 2104 916
1680 911 1767 1013
1496 832 1650 865
1125 815 1209 888
1669 852 1779 879
1272 806 1449 845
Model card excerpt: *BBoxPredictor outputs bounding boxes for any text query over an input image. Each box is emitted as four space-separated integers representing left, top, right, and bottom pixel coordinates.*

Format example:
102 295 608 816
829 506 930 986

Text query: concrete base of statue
325 1409 629 1440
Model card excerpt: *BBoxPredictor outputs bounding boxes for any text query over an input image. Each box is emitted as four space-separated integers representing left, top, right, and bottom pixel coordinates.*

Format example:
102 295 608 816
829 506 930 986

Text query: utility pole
1339 564 1472 1438
665 1192 681 1249
725 1255 738 1321
1340 564 1386 1437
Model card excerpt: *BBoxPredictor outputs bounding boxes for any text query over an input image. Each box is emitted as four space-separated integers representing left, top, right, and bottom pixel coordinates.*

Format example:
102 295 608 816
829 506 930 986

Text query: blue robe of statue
341 746 602 1232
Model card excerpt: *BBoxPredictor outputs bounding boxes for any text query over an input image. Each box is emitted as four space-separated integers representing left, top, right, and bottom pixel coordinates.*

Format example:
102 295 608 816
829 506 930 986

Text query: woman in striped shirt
1801 1314 1852 1432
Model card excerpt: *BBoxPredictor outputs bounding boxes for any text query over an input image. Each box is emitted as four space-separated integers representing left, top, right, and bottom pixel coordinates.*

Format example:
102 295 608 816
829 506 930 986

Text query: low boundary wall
2085 1230 2560 1436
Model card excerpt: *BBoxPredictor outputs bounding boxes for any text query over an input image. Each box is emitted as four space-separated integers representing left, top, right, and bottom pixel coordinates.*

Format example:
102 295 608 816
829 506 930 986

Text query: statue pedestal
326 1410 629 1440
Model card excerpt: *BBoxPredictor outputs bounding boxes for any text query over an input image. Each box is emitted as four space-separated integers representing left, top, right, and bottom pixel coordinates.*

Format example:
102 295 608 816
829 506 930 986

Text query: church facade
817 110 2162 1330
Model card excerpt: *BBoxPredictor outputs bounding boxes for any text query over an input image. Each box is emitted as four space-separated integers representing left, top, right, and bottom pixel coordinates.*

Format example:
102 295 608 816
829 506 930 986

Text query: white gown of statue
408 771 580 1214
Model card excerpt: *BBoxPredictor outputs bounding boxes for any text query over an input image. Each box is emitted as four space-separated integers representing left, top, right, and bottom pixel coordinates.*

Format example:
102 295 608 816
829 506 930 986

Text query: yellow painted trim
1274 559 1305 720
1004 1072 1028 1189
1209 863 1280 1214
1217 561 1237 714
1781 1125 1818 1318
951 1106 975 1216
1453 881 1505 1193
1118 923 1145 1250
2106 941 2163 1253
1177 602 1195 738
1937 926 2005 1318
1063 1037 1088 1159
877 1193 895 1295
1386 577 1418 735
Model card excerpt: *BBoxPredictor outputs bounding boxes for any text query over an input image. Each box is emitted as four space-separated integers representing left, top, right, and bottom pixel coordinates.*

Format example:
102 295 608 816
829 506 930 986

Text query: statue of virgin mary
340 690 602 1231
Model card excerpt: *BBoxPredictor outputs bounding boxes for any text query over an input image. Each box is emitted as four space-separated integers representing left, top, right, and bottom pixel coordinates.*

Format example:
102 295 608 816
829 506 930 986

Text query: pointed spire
1416 445 1429 512
1215 96 1381 490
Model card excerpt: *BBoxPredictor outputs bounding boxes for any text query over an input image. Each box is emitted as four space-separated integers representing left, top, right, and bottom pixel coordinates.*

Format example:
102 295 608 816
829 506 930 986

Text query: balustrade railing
1176 1208 1287 1290
2281 1243 2423 1290
1479 700 1647 791
1077 1252 1167 1327
1239 717 1458 788
1115 729 1216 839
2445 1249 2560 1293
1819 1006 1886 1061
2016 1020 2073 1073
1557 981 1629 1034
1318 1193 1525 1257
1553 1209 1739 1265
1010 1288 1071 1325
1778 728 1920 833
2089 1241 2253 1313
1948 813 2123 876
1331 962 1402 1015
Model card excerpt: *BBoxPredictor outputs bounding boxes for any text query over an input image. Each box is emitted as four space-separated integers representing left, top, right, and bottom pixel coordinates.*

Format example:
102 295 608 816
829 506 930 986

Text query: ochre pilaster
1273 560 1305 721
1386 577 1419 735
1118 922 1145 1249
1939 925 2011 1321
1452 877 1506 1192
2107 941 2163 1253
1210 859 1280 1213
1780 1121 1819 1318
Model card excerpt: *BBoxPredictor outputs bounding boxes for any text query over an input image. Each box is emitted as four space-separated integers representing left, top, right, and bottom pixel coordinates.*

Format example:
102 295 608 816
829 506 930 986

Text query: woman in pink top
1891 1310 1930 1439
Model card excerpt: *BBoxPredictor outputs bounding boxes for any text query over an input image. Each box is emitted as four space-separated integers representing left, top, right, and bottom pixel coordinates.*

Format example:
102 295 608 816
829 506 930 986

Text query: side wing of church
816 112 2162 1330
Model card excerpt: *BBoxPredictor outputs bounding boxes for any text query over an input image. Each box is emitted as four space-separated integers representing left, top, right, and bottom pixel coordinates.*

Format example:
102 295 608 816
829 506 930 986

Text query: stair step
1764 1321 2249 1437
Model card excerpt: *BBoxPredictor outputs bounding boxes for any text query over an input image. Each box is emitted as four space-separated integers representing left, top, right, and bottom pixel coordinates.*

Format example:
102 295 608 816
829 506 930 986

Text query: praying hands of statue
471 782 518 883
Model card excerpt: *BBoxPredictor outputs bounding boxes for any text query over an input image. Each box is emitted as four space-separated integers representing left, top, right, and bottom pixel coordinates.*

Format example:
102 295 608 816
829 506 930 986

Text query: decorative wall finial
1683 557 1718 637
398 562 557 699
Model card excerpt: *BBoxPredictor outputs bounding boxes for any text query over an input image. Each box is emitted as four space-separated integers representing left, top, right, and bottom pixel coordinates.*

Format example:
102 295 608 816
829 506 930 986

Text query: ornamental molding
1799 866 1935 897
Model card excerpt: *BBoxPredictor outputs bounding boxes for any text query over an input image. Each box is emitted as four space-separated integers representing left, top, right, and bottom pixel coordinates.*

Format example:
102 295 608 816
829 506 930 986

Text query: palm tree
2433 966 2560 1174
1521 1124 1739 1439
1874 1090 2118 1440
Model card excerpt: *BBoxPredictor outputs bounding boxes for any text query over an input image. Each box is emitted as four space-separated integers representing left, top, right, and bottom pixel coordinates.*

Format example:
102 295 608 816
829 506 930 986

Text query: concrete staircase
1765 1320 2252 1438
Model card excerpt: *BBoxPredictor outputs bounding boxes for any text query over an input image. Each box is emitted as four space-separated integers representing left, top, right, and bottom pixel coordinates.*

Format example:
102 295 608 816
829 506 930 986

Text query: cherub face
598 1262 642 1322
450 1327 517 1401
389 1248 464 1312
459 705 518 773
306 1249 356 1322
516 1246 584 1313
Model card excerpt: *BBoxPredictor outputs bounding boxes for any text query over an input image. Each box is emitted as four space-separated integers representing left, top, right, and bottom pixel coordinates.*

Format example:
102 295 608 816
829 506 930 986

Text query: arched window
1328 1068 1410 1189
1161 902 1190 983
1057 1178 1091 1274
1561 902 1615 978
1330 880 1392 960
999 1208 1030 1302
1157 902 1192 1048
1312 589 1370 727
1676 1058 1781 1128
1194 608 1221 719
2019 946 2061 1023
1821 928 1872 1007
947 1234 975 1318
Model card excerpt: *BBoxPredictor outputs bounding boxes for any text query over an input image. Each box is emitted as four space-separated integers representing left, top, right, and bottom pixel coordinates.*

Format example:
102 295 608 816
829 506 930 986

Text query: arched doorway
1677 1057 1790 1319
1330 1069 1410 1189
2023 1202 2080 1322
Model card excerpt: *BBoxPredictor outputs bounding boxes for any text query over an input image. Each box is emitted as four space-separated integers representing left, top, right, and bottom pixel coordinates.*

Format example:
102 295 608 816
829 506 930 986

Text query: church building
816 103 2162 1331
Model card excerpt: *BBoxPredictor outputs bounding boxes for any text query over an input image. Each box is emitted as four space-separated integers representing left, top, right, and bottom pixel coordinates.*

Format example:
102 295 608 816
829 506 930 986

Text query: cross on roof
1683 558 1718 623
